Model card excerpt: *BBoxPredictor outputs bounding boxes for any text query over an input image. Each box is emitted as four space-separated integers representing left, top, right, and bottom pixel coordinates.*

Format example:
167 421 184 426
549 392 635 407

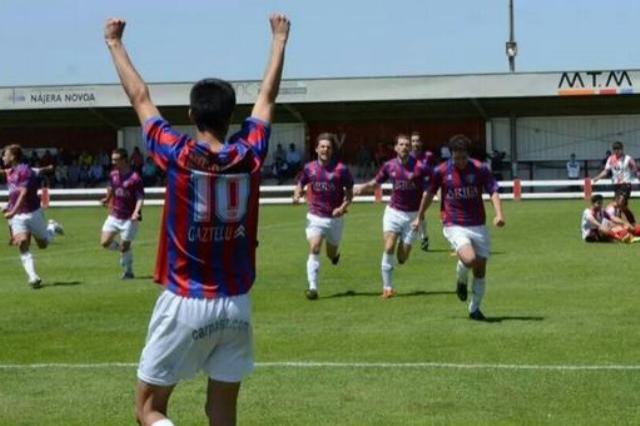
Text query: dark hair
448 134 471 152
612 141 624 150
3 144 23 161
189 78 236 137
112 148 128 160
316 132 337 150
614 189 629 200
591 194 604 204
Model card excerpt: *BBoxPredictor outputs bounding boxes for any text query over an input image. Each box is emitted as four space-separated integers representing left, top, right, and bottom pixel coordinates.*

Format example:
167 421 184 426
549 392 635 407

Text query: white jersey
581 208 608 239
604 154 637 184
566 161 580 179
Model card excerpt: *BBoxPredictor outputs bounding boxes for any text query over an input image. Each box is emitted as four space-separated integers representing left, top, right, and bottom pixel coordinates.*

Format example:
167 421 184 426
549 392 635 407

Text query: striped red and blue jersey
429 159 498 227
298 161 354 218
143 116 270 299
108 170 144 220
375 156 431 212
411 150 436 167
6 164 40 214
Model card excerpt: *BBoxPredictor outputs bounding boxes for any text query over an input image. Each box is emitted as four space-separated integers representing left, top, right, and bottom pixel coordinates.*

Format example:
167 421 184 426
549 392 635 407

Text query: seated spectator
97 149 111 174
272 159 289 185
440 144 451 162
274 143 286 164
374 142 388 166
29 150 40 167
356 144 373 178
40 149 55 167
142 156 158 186
87 162 104 187
79 164 90 187
67 160 81 187
54 160 69 188
286 143 302 176
79 150 93 168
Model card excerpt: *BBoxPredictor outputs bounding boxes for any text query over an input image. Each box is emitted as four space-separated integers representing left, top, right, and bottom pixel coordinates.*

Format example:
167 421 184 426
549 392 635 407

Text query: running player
293 133 354 300
413 135 505 321
105 13 289 426
410 131 434 251
1 145 64 288
99 148 144 279
354 134 432 298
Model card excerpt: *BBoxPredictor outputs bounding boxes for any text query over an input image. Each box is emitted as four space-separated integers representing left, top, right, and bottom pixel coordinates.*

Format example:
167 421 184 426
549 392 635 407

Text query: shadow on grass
484 315 545 323
132 275 154 280
46 281 82 287
324 290 456 299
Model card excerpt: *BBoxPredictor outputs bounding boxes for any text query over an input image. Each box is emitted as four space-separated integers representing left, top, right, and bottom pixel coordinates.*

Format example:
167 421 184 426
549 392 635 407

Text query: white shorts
305 213 344 246
101 215 139 242
443 225 491 258
383 205 418 246
137 290 253 386
9 208 49 240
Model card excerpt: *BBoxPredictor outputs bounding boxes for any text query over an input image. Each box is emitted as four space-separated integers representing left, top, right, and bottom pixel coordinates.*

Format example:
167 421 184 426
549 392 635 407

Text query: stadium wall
492 114 640 179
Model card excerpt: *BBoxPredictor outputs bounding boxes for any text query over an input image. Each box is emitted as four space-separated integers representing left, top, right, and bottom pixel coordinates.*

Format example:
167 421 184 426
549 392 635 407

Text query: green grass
0 200 639 425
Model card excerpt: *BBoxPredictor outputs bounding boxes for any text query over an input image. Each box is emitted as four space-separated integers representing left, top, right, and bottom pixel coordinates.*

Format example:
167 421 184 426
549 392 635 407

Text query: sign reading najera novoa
558 70 634 96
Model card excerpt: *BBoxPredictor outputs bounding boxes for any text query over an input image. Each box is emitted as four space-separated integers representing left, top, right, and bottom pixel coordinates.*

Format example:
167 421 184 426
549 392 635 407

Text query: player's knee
36 240 48 249
100 240 111 249
121 241 131 252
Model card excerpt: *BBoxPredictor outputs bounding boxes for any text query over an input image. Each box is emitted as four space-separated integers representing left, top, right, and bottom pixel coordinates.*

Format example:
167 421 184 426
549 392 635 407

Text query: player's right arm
354 163 387 195
100 187 113 207
104 18 160 126
251 14 290 124
4 187 26 219
592 158 611 183
293 164 309 204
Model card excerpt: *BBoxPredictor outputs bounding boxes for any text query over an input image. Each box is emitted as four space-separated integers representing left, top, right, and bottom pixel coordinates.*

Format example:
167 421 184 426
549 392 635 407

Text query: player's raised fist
269 13 290 41
104 18 126 44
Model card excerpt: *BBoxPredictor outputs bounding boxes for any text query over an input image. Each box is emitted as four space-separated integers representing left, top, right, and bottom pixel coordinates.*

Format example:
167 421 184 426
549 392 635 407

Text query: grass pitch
0 200 639 425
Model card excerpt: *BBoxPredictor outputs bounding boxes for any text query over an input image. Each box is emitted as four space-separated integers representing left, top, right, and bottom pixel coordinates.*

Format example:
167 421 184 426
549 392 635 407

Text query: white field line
0 361 639 371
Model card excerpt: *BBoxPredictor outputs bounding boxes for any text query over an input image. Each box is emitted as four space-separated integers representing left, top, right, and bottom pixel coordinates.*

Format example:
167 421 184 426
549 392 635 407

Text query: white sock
469 277 486 313
306 254 320 290
381 252 395 289
121 249 133 272
456 261 469 284
20 252 38 281
45 223 56 243
151 419 175 426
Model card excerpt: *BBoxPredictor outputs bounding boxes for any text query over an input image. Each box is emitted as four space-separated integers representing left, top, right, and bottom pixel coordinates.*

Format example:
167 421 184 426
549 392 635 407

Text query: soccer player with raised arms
293 133 354 300
99 148 144 279
105 13 289 426
413 135 505 320
354 134 432 298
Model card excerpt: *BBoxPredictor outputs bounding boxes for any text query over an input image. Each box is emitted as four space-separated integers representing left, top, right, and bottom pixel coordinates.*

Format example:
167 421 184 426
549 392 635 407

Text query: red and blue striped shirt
143 116 270 299
375 156 432 212
298 161 354 218
429 159 498 227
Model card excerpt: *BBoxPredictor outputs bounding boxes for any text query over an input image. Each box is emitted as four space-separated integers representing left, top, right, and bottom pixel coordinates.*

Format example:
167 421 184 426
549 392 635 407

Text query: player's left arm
490 192 505 227
484 166 505 227
130 179 144 221
333 167 354 217
104 18 160 126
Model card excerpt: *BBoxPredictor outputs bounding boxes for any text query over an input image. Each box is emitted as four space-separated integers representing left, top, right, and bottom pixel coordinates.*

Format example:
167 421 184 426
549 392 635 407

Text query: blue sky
2 0 640 86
